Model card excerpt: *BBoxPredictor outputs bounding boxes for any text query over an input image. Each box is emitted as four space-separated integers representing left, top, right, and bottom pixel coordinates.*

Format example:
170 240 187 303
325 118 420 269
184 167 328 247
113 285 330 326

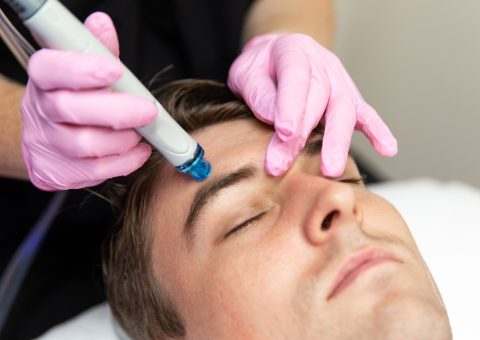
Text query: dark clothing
0 0 252 338
1 0 251 82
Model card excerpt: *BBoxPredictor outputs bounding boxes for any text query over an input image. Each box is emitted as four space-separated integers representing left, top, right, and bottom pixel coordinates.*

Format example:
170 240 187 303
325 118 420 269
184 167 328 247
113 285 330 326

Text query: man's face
150 119 450 339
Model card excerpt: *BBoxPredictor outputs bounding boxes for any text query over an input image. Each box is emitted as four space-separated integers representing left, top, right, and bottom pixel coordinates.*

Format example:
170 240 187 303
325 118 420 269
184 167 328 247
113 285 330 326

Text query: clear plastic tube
0 7 35 68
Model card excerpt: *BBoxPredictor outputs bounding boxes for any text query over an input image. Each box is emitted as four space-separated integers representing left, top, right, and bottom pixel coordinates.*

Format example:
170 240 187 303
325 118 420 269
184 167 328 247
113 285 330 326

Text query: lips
327 248 400 300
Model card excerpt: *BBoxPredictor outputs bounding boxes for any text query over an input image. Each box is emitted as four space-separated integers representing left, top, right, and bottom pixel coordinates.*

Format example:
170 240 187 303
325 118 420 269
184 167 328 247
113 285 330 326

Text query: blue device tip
176 144 211 181
189 156 211 181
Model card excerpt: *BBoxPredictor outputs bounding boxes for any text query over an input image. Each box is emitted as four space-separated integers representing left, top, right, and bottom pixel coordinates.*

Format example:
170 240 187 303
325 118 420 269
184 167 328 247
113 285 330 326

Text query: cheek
360 192 414 243
194 229 310 335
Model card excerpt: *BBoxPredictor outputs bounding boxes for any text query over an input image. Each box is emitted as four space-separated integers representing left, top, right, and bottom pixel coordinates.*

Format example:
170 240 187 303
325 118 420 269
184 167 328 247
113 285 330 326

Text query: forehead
159 119 272 193
195 118 273 171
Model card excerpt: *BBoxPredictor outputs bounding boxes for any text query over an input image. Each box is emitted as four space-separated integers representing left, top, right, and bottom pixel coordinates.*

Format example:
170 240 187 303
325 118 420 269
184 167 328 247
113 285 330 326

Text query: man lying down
102 79 452 339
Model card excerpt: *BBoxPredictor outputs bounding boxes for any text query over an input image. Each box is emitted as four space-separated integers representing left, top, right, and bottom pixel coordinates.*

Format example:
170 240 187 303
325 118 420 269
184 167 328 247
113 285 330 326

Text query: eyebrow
183 135 324 248
304 135 323 156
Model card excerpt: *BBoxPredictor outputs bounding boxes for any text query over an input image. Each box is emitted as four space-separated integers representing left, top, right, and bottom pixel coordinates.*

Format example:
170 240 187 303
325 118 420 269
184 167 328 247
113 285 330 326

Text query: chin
370 294 452 340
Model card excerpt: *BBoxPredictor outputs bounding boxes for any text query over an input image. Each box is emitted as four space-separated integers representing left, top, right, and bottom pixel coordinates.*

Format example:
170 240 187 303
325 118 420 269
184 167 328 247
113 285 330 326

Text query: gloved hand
21 12 156 191
228 33 397 177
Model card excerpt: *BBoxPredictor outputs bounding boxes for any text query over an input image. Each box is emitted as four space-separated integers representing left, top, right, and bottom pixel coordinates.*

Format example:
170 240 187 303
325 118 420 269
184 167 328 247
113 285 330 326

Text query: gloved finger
299 73 331 140
84 12 120 57
29 143 152 191
46 123 142 158
264 133 305 176
73 143 152 187
356 103 398 157
28 49 123 90
40 89 157 129
320 94 357 177
266 75 330 174
272 47 311 141
242 75 277 124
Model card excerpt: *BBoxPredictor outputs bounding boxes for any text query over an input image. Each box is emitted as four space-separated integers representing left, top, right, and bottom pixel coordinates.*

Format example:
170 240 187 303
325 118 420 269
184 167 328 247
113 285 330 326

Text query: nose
285 174 363 246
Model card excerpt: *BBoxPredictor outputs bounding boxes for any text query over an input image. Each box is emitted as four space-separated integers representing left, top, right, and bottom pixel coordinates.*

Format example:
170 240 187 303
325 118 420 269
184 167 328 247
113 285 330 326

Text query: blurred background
334 0 479 188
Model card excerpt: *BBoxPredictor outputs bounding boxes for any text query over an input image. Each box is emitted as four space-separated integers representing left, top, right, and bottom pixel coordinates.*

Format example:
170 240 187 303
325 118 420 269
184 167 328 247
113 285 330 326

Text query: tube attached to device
3 0 211 181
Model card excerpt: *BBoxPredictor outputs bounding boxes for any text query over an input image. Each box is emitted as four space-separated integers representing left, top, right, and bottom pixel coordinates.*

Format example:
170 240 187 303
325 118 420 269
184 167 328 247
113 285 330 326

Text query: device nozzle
176 144 211 181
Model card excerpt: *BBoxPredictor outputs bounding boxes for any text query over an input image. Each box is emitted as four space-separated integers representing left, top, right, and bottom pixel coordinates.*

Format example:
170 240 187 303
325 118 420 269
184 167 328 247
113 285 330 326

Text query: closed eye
339 175 365 185
224 211 268 239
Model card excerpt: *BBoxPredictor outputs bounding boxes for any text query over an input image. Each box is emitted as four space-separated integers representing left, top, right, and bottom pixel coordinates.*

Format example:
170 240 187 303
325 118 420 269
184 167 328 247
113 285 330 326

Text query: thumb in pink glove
21 12 157 191
228 33 397 177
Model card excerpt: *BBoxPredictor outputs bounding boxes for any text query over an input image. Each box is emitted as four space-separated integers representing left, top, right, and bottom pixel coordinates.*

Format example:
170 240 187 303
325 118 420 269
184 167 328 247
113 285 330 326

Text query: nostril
321 210 338 231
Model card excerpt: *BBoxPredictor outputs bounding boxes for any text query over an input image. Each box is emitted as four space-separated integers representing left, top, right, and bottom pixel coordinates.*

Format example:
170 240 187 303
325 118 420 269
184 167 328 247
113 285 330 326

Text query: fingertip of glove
137 100 158 125
130 144 152 170
117 144 152 176
110 98 157 130
84 12 120 56
27 50 48 83
85 12 112 29
264 159 286 176
93 57 123 82
138 143 153 159
377 138 398 157
321 155 345 178
265 147 292 176
84 12 117 45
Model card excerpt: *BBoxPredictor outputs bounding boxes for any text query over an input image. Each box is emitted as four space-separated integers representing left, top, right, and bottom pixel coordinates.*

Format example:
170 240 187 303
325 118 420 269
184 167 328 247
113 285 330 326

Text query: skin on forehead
148 118 450 339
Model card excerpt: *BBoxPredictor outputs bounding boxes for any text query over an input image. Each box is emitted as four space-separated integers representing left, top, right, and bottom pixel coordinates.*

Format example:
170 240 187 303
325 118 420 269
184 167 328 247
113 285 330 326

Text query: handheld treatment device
3 0 211 181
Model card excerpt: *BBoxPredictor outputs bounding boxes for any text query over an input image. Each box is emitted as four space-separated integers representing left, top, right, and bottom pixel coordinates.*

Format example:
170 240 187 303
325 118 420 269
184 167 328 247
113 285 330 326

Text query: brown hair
102 79 253 339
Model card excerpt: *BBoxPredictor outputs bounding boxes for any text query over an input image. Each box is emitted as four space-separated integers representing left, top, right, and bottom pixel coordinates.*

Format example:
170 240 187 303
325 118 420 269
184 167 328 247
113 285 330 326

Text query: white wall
333 0 480 187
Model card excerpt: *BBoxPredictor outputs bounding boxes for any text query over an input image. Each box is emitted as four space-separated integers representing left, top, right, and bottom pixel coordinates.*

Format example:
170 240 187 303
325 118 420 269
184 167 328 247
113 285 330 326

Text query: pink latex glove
228 33 397 177
21 12 157 191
